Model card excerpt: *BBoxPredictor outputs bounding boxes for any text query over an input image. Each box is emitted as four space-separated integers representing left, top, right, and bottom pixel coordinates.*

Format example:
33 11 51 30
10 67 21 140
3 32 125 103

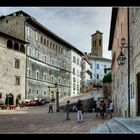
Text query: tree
102 72 112 83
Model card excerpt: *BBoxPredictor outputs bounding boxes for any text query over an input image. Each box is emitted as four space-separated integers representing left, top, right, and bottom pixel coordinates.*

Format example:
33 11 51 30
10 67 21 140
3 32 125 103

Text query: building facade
0 32 27 105
0 10 89 101
108 7 131 117
70 50 82 96
87 54 111 87
81 55 92 93
129 7 140 116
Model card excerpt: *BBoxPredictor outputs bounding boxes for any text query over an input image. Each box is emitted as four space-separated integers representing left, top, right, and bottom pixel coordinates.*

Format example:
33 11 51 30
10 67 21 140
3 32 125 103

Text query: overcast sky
0 7 112 59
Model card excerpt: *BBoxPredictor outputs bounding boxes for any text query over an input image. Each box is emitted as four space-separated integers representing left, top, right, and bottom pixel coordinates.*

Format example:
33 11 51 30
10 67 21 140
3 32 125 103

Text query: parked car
38 97 49 105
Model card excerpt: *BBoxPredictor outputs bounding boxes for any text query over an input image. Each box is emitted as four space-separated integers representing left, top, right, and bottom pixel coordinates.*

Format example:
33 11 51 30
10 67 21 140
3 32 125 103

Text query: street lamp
117 51 126 65
117 37 131 117
55 83 60 112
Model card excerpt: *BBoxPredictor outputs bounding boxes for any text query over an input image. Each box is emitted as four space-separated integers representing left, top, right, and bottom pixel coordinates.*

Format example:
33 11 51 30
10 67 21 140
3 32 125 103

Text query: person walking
48 101 53 113
100 101 106 119
76 100 84 122
105 101 113 118
95 99 101 117
65 100 70 120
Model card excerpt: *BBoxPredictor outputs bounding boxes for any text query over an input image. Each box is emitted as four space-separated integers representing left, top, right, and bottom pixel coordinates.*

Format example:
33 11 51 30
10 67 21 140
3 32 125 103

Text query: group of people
65 100 84 122
47 98 113 121
48 99 84 122
96 99 113 119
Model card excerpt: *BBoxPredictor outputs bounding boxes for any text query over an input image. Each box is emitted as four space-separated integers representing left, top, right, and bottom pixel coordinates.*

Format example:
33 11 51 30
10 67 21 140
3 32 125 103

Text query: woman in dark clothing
100 101 106 119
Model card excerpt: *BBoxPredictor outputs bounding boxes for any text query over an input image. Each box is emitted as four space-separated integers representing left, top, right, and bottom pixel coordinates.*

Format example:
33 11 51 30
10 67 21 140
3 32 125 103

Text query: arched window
20 44 25 53
36 71 39 79
14 42 19 51
7 40 13 49
44 38 46 46
29 69 32 78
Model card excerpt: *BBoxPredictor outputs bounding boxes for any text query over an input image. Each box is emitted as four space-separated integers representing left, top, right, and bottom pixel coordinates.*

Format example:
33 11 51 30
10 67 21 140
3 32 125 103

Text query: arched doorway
8 94 14 105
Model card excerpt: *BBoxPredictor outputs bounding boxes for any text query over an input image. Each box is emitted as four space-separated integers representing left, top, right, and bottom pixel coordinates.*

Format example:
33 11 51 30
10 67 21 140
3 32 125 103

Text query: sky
0 7 112 59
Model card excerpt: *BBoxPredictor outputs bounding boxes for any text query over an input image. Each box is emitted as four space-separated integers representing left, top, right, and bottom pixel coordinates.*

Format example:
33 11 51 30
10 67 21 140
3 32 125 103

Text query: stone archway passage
8 94 14 105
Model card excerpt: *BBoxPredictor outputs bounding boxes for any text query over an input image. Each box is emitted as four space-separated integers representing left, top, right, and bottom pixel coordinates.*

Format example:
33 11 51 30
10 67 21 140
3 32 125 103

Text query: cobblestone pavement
0 104 110 134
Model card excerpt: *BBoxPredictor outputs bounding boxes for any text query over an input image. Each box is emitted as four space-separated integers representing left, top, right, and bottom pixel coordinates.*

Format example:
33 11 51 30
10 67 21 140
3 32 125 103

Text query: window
44 91 46 95
28 69 32 78
44 38 46 46
73 83 76 90
97 74 99 79
36 90 38 94
27 27 31 36
15 59 20 69
47 40 49 47
7 40 13 49
41 36 43 44
15 76 20 85
44 55 47 62
44 73 47 81
29 89 31 93
77 58 79 65
35 50 39 59
58 77 61 84
73 68 75 75
36 71 39 79
73 77 76 82
73 56 76 63
50 42 52 49
90 64 92 69
99 39 101 46
97 64 99 69
14 42 19 51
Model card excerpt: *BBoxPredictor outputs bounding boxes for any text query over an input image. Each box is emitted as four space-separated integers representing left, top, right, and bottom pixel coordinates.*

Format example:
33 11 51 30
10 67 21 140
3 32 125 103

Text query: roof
0 31 29 44
108 8 118 50
91 30 103 36
2 10 84 56
87 55 112 62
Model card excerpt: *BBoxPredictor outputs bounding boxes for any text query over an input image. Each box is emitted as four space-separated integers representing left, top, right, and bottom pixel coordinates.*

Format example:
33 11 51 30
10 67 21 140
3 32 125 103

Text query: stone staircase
90 117 134 134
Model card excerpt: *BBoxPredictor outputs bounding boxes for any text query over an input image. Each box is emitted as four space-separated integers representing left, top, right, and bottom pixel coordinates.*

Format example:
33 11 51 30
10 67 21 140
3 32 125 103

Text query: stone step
90 118 134 133
106 118 133 133
90 123 111 133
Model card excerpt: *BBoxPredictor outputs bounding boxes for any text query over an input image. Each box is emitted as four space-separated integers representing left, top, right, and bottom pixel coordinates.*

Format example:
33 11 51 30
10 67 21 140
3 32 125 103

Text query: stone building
91 30 103 57
0 10 91 101
129 7 140 116
0 11 73 100
0 31 27 105
108 7 130 117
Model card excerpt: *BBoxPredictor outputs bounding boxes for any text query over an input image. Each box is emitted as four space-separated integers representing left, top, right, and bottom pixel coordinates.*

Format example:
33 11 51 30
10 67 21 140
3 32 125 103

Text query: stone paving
0 104 109 134
90 117 140 134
